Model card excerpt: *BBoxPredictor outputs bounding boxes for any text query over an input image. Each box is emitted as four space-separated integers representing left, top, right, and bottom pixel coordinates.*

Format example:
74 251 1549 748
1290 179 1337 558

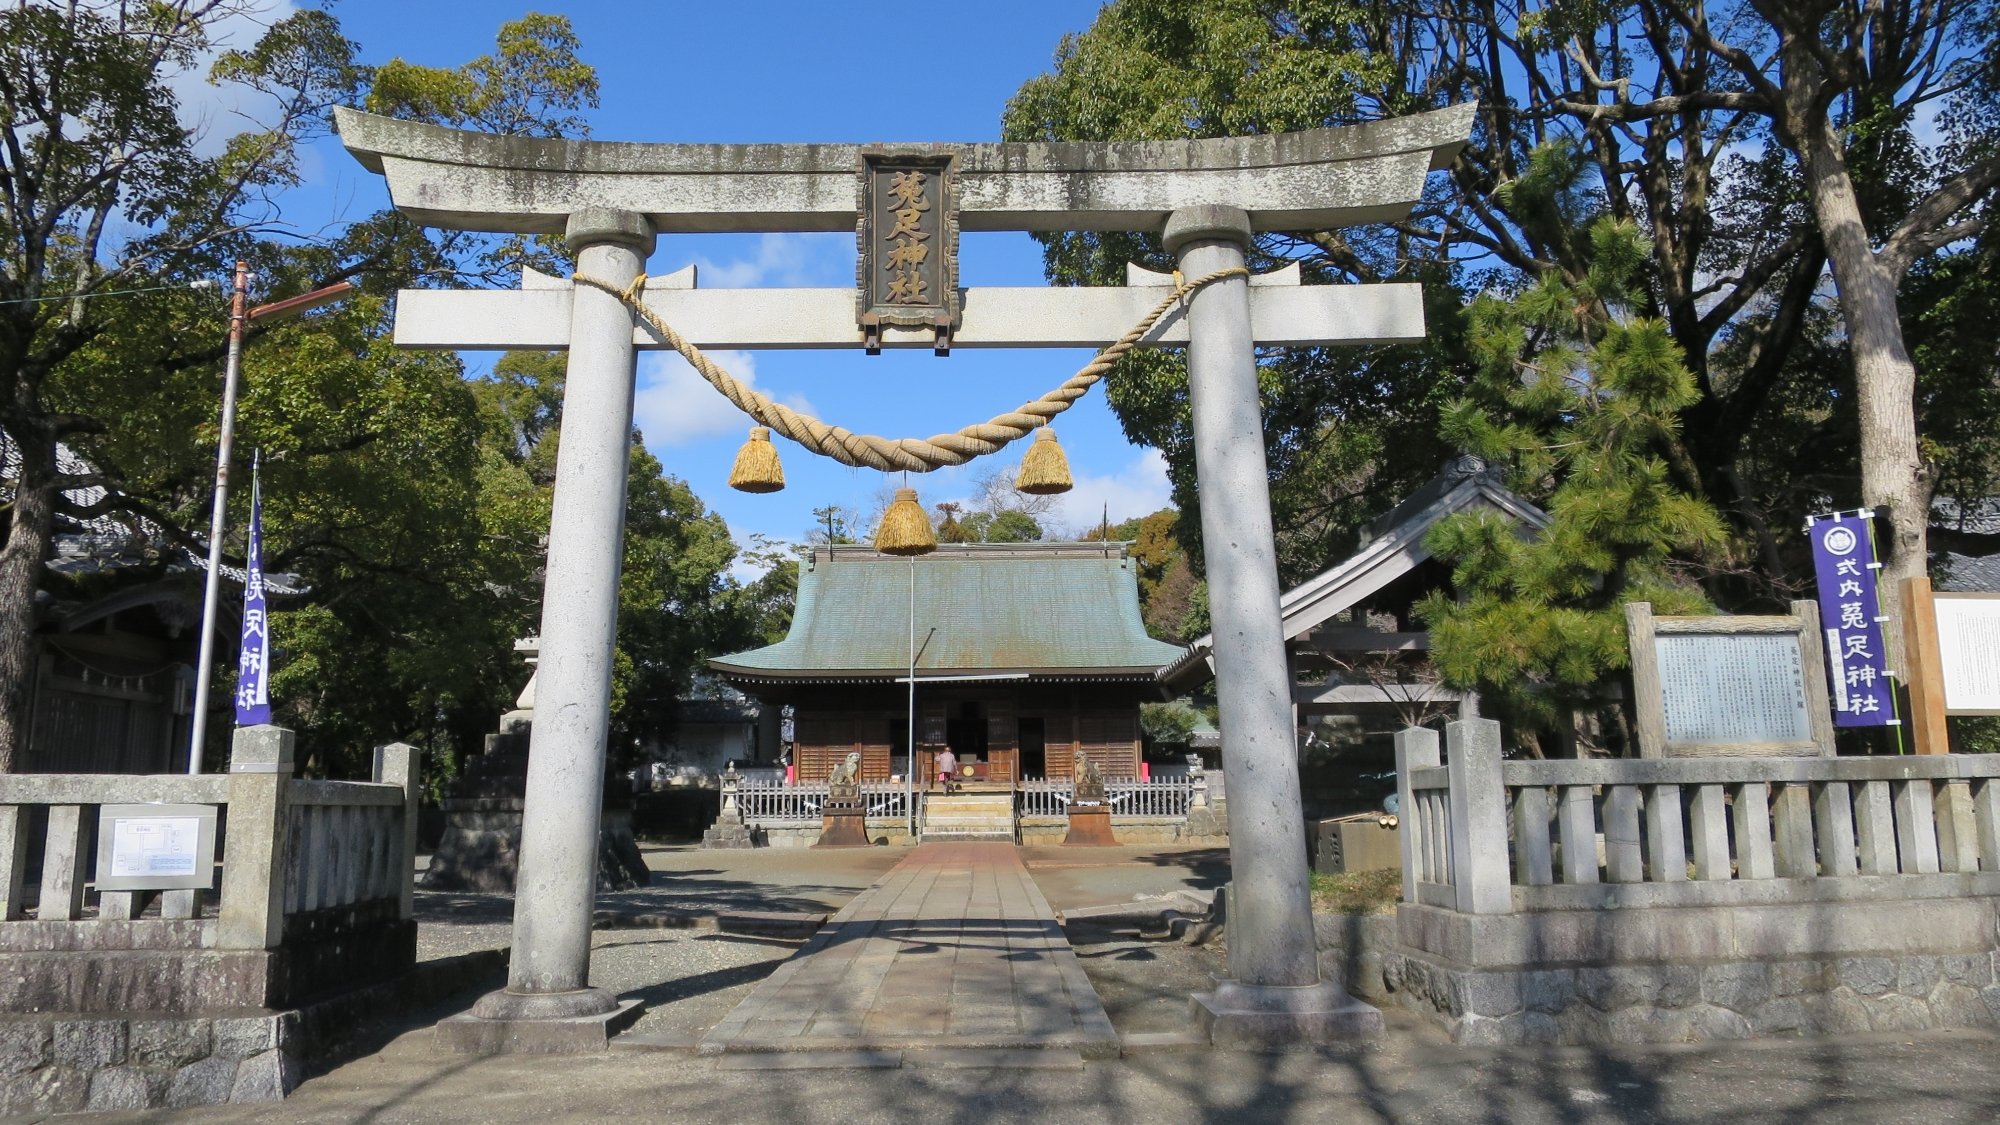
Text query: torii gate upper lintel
335 104 1475 1049
332 104 1473 236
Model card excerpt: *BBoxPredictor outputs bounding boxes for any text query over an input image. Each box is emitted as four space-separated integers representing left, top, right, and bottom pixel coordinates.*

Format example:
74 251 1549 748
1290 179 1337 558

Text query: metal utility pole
186 268 356 772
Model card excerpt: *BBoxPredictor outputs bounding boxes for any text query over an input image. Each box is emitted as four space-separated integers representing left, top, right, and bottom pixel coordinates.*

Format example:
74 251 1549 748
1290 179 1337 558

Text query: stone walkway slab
696 843 1120 1058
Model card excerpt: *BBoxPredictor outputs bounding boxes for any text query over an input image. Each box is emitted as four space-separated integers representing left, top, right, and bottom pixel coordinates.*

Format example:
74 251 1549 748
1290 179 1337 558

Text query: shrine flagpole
906 557 915 836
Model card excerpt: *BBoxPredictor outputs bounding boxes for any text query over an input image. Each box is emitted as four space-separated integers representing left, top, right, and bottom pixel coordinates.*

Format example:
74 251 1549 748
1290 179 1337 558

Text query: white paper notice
107 817 202 879
1936 597 2000 712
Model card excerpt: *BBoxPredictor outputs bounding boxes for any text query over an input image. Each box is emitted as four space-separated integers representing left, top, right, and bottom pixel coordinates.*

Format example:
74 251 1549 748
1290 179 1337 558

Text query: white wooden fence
734 780 924 826
1397 720 2000 914
1015 776 1199 819
738 776 1203 827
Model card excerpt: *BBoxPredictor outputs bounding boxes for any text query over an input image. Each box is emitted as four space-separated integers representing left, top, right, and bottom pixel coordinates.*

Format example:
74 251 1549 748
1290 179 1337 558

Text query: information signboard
1935 594 2000 714
1654 633 1812 745
1626 601 1836 758
94 803 218 892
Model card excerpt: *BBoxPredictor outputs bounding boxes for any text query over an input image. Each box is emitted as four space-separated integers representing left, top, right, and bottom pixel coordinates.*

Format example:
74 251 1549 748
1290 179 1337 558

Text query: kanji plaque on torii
335 101 1473 1051
856 148 959 353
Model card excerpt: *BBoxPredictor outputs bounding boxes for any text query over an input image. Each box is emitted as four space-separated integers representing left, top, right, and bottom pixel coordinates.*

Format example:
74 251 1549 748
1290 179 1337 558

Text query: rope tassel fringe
1015 427 1073 495
874 487 937 556
728 426 785 493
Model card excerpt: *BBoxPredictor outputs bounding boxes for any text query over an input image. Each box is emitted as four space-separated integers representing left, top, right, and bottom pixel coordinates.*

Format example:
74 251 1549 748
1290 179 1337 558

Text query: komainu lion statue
828 750 862 799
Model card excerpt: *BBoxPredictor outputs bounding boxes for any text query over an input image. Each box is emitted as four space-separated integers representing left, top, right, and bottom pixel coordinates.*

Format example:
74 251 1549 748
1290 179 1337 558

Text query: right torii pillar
1170 206 1381 1042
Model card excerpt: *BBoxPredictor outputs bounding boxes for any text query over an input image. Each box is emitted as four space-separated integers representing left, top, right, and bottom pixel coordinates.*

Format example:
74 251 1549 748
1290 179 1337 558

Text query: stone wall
1383 897 2000 1046
1313 911 1398 1004
1382 950 2000 1045
1017 817 1192 845
0 948 504 1113
0 1010 298 1112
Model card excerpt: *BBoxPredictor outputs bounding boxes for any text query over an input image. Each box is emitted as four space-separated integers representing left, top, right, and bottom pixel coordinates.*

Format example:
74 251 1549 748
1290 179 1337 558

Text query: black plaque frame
856 147 961 355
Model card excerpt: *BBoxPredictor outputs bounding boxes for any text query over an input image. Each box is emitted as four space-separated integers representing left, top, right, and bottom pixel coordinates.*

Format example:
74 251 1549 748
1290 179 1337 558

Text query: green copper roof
710 544 1187 681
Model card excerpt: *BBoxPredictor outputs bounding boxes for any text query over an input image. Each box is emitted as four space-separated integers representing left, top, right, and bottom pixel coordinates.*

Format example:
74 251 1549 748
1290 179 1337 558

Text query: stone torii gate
335 104 1472 1046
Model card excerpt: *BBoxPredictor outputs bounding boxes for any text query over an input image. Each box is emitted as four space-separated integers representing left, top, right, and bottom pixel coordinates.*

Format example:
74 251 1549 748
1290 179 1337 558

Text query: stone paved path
697 842 1120 1057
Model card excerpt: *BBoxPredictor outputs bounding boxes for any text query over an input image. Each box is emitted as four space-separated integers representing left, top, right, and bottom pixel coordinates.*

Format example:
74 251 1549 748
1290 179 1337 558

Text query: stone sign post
336 104 1471 1049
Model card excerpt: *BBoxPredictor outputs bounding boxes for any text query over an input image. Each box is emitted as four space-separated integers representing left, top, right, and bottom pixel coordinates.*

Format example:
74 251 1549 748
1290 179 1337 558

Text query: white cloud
694 233 851 288
163 1 304 159
1041 449 1174 537
633 349 817 448
723 522 799 583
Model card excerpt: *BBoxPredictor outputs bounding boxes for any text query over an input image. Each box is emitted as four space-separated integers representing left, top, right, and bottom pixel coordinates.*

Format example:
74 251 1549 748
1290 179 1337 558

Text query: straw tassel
1015 427 1074 495
873 487 937 556
728 426 785 493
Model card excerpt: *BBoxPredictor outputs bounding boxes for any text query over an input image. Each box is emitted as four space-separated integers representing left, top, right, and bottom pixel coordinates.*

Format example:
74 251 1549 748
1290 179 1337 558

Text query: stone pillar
1169 206 1380 1043
466 208 654 1031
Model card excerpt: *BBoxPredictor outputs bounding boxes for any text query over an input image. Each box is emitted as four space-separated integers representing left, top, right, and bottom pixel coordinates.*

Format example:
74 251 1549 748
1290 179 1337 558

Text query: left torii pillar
440 208 654 1052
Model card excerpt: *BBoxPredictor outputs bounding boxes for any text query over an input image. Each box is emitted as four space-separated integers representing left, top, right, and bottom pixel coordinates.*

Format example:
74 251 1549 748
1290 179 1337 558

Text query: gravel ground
410 841 907 963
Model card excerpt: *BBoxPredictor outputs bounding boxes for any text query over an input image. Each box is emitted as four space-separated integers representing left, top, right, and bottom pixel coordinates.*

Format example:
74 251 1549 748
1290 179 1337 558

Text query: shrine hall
709 542 1186 787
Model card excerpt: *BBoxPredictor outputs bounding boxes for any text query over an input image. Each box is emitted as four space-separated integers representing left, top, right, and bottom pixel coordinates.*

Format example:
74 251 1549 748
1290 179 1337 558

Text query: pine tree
1419 212 1727 750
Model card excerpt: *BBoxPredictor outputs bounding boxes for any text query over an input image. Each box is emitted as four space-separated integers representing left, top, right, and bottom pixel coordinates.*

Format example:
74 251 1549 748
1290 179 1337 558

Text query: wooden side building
710 543 1187 786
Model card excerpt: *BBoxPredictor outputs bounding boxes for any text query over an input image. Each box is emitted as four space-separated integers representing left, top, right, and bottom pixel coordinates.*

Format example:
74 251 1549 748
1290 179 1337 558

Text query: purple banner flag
234 457 271 727
1806 510 1897 729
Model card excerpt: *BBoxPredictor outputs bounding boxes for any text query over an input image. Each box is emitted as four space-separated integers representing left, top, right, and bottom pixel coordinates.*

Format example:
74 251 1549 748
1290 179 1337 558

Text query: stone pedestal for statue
1063 802 1116 847
815 798 869 848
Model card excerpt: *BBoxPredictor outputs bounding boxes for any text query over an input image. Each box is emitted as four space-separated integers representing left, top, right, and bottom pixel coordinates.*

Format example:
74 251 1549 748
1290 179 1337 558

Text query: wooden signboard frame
1901 576 2000 755
1625 601 1837 758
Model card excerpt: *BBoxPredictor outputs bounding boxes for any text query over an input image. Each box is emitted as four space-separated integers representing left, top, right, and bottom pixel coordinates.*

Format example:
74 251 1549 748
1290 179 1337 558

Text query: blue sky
251 1 1171 566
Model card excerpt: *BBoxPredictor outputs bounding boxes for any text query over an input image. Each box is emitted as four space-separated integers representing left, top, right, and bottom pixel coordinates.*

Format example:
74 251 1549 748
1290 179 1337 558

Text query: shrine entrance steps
918 793 1017 842
693 842 1119 1059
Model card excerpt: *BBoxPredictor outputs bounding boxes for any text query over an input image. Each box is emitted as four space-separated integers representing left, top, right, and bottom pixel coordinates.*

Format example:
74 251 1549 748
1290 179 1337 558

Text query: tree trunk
0 429 57 772
1799 118 1932 673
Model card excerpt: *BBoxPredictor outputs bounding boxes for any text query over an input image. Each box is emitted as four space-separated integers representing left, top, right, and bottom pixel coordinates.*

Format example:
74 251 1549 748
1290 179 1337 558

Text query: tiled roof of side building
1938 552 2000 594
709 543 1187 681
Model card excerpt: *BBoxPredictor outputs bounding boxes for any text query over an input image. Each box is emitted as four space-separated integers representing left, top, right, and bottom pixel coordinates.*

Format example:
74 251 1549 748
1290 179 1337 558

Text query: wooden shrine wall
786 684 1150 785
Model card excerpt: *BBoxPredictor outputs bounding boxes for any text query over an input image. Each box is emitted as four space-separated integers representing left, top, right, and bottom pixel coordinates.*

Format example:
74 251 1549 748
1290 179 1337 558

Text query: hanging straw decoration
1014 426 1074 495
727 426 786 493
874 487 937 556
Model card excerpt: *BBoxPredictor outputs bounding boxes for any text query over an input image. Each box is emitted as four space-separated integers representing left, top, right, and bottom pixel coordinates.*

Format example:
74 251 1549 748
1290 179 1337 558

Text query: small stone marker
702 765 755 849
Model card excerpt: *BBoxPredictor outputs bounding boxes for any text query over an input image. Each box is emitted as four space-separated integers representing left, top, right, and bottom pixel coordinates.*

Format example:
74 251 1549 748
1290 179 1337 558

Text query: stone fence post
1445 719 1511 914
217 725 294 950
375 742 420 921
1393 726 1440 905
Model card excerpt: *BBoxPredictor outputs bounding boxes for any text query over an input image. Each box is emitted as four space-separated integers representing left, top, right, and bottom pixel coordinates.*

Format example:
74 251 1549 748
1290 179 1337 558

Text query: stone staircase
920 793 1017 842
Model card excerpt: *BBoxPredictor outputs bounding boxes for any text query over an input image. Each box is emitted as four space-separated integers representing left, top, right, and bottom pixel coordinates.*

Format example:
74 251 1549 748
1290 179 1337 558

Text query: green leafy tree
1139 701 1202 748
0 7 608 772
958 509 1043 544
479 350 755 766
1083 507 1202 640
727 535 802 647
1006 0 2000 659
1003 1 1472 583
1419 216 1726 747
